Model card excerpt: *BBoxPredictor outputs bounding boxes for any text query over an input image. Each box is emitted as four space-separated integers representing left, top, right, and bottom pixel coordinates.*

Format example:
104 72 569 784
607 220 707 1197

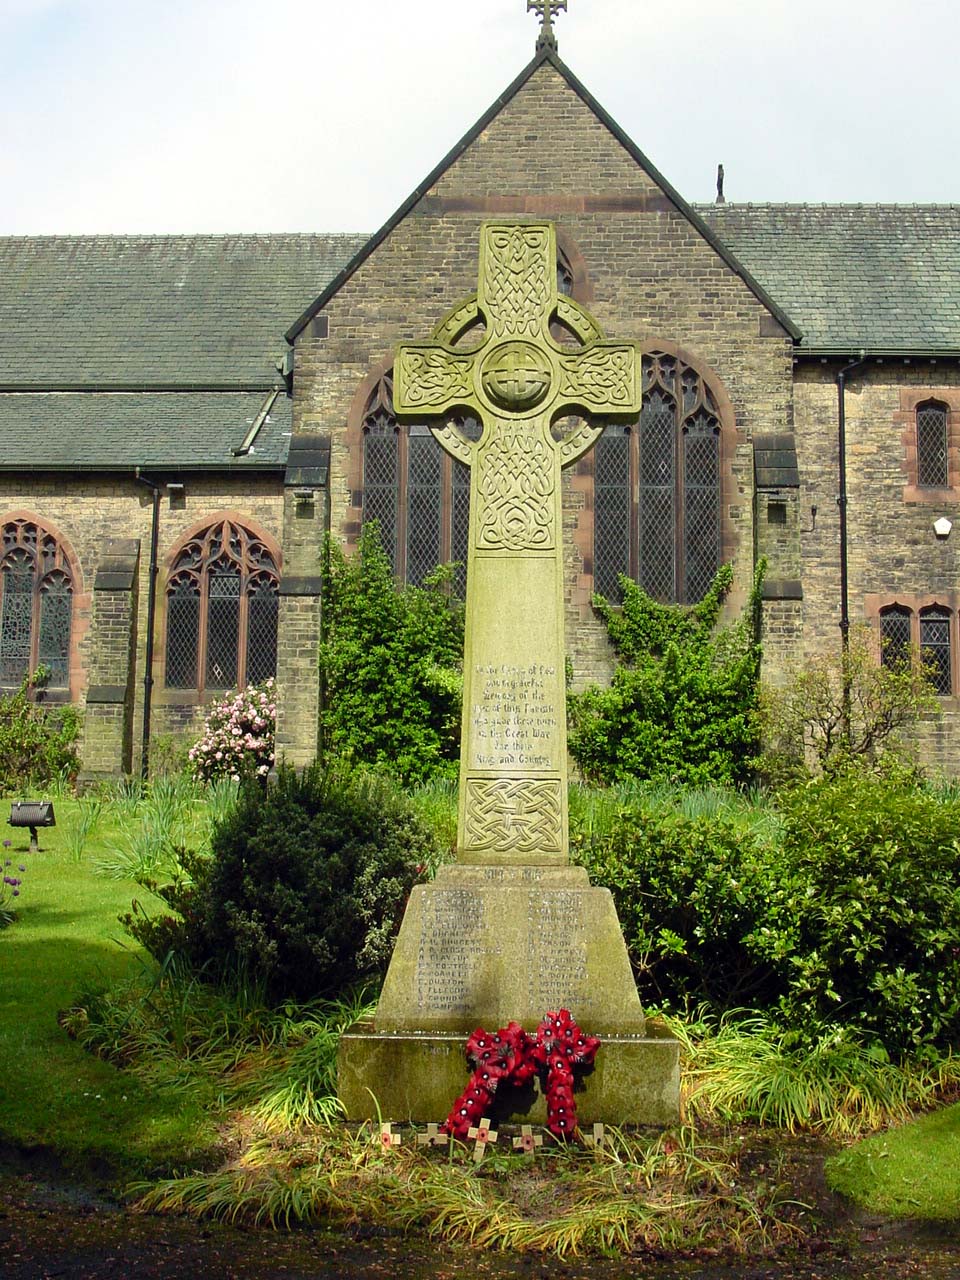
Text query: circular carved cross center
480 341 552 412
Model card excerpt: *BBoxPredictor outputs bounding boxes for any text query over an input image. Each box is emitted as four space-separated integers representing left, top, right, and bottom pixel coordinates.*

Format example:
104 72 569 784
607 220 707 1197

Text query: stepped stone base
336 863 681 1125
338 1021 680 1125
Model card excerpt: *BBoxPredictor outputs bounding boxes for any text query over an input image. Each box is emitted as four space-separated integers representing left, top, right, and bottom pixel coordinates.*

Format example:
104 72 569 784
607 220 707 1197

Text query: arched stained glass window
594 352 722 604
0 519 74 688
361 374 474 593
165 519 279 692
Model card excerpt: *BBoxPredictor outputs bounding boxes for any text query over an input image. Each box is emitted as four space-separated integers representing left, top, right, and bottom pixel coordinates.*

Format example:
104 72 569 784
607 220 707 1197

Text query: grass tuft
669 1010 960 1136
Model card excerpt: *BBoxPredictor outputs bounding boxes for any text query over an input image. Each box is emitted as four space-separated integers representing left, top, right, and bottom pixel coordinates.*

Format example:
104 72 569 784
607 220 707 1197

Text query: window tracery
165 519 279 692
361 373 474 592
0 519 73 688
593 351 722 603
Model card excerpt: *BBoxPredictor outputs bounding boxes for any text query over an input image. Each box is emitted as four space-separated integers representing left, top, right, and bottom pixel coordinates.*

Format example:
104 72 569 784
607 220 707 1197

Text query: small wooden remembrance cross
395 223 639 866
467 1116 499 1162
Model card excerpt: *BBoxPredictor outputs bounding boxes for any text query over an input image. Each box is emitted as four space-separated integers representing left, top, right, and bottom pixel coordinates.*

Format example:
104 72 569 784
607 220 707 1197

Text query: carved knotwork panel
476 421 555 551
482 225 553 341
464 778 563 854
557 345 637 413
394 347 474 412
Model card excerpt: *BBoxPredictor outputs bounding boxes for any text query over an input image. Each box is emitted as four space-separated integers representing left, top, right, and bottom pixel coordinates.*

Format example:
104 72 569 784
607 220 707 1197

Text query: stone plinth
338 864 680 1124
339 1021 680 1127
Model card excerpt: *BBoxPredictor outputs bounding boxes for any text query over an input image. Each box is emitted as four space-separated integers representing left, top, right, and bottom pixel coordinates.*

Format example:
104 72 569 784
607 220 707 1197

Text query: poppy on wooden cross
467 1117 499 1162
512 1124 543 1157
378 1122 401 1150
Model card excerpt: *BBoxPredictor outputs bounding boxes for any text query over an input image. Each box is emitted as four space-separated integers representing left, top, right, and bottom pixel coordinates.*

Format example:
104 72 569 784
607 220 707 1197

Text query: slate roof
0 234 365 387
697 204 960 355
0 234 363 471
0 390 291 471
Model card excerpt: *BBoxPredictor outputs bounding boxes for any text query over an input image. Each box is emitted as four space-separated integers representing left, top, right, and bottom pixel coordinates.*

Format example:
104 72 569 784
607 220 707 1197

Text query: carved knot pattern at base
396 349 473 410
476 422 555 551
558 346 637 412
464 779 563 854
483 226 551 341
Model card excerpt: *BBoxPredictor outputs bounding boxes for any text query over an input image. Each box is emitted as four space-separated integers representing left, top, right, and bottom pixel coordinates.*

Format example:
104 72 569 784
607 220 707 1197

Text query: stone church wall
793 362 960 776
0 473 283 775
292 62 797 708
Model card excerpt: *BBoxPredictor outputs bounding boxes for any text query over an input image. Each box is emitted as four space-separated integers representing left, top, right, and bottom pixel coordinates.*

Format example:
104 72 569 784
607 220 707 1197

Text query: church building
2 16 959 778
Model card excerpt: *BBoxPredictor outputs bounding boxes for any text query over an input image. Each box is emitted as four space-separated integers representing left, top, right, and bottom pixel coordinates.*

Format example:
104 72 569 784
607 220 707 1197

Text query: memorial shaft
395 221 640 866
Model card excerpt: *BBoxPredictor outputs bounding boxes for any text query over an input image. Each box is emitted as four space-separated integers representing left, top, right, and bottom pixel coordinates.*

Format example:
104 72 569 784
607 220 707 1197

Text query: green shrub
318 525 464 785
568 563 764 787
577 803 780 1012
766 768 960 1056
579 768 960 1058
0 671 80 792
124 764 436 1000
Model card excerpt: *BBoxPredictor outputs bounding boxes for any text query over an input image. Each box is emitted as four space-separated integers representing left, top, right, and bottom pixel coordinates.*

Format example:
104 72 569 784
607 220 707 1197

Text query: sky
2 0 958 236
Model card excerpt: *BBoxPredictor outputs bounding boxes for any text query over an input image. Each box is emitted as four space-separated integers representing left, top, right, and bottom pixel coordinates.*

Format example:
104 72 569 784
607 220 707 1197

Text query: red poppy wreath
442 1009 600 1141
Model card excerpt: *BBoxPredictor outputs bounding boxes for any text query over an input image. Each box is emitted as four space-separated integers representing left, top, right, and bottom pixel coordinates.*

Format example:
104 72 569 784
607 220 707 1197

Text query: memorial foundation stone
338 221 680 1125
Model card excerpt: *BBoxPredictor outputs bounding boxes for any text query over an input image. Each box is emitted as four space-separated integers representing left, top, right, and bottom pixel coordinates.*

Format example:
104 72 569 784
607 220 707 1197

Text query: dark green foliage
578 769 960 1057
577 802 780 1013
318 525 465 785
568 563 764 787
766 769 960 1057
124 765 438 1000
0 672 80 791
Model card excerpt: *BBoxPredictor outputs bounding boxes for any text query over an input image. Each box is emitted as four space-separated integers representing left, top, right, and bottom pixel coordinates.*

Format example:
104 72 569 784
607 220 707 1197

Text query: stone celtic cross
395 222 639 865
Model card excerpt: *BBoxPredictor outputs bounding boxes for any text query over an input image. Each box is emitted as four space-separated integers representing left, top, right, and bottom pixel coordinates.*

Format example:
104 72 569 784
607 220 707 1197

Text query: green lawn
0 796 219 1178
826 1102 960 1219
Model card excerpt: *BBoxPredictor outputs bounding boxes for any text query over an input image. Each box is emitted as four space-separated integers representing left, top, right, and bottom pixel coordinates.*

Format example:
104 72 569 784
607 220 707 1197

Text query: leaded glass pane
920 607 952 696
38 572 72 686
594 426 631 600
639 390 676 601
246 577 278 685
683 415 721 603
363 415 399 572
451 458 471 597
917 403 948 488
880 606 912 670
166 578 200 688
205 566 240 689
406 426 442 586
0 564 33 686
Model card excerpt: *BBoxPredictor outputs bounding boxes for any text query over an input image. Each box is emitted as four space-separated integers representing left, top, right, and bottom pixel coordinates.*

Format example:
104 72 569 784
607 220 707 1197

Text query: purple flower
11 890 18 897
2 840 10 848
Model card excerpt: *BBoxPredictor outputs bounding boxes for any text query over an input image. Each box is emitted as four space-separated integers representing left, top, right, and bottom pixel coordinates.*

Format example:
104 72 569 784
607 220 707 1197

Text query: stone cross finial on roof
527 0 567 50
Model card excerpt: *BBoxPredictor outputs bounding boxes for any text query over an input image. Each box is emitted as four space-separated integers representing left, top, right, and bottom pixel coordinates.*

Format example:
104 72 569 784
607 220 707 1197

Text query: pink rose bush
188 679 277 783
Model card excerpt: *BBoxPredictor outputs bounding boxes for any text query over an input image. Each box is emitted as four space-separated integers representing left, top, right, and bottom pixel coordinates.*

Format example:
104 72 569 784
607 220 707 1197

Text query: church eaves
284 46 802 346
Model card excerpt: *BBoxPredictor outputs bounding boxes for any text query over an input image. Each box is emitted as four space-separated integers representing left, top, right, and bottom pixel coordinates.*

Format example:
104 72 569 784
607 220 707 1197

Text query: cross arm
394 343 477 417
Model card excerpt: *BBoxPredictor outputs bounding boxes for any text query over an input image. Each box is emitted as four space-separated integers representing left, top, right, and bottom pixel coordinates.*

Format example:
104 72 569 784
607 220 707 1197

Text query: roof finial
716 163 726 205
527 0 567 51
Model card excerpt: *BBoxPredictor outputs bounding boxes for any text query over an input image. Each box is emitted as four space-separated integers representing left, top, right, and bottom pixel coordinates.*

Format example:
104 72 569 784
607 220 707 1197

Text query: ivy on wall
567 562 766 787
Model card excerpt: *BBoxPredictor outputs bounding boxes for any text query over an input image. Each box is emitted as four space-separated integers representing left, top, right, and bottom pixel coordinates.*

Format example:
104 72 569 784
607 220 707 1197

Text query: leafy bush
579 768 960 1057
765 768 960 1056
762 627 939 777
124 764 437 1000
0 672 80 792
577 802 780 1012
318 524 464 785
568 563 764 787
188 679 276 782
